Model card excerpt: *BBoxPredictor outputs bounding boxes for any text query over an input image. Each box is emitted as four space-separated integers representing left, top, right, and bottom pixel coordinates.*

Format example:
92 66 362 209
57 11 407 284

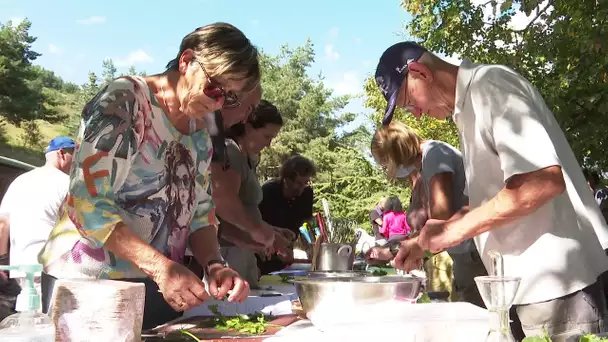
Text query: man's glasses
195 59 241 109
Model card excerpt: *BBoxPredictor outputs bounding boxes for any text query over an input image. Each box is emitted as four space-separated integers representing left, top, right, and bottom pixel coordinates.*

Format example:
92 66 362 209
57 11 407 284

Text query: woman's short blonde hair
166 22 260 92
371 121 422 178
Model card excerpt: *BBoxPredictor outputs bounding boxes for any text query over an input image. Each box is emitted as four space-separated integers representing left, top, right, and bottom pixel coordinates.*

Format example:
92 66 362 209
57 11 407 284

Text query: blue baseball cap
45 136 77 154
375 41 427 125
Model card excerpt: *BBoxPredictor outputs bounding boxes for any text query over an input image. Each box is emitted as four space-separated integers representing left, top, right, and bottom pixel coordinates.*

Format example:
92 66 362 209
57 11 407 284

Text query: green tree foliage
0 19 79 125
101 58 117 84
125 65 147 77
19 120 43 149
400 0 608 169
0 19 46 123
259 41 411 226
79 72 100 104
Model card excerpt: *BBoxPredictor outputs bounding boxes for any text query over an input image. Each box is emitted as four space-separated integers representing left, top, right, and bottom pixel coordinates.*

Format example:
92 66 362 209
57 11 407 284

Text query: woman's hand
208 265 250 302
271 230 292 256
272 226 296 241
277 248 294 264
250 225 275 248
365 246 394 261
152 260 210 312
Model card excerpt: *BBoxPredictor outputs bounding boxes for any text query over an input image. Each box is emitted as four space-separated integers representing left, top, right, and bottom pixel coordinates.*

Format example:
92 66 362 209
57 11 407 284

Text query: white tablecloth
265 303 490 342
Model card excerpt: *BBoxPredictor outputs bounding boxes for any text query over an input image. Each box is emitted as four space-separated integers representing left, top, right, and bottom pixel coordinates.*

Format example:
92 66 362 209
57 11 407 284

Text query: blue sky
2 0 414 129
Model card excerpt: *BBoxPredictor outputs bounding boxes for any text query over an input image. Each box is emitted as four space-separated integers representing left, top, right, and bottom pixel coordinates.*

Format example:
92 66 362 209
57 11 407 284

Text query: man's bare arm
447 165 565 244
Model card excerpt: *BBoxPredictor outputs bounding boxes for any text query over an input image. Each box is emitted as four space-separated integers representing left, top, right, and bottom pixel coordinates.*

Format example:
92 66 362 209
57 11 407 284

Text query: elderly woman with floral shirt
38 22 260 329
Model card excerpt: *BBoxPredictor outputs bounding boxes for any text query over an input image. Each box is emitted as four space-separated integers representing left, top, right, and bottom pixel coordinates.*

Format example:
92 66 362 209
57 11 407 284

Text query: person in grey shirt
367 121 487 307
214 100 292 287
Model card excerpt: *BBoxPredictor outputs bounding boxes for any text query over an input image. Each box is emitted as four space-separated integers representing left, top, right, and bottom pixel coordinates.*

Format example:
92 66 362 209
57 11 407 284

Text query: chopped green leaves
416 293 431 303
213 312 271 335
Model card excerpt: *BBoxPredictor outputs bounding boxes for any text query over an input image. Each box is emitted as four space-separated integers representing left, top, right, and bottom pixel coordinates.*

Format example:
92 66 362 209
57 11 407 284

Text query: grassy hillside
0 93 80 166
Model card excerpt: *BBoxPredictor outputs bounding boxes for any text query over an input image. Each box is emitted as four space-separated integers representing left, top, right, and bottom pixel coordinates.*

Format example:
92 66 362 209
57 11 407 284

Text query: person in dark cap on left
0 136 76 317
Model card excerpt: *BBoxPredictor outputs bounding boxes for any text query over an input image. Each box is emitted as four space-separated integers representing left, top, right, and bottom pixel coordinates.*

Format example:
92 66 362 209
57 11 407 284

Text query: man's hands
152 260 210 312
207 264 250 303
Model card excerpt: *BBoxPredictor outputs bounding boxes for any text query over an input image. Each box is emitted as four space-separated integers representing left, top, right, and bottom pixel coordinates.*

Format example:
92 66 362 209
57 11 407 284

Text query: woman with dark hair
380 196 410 242
38 23 258 329
213 100 292 286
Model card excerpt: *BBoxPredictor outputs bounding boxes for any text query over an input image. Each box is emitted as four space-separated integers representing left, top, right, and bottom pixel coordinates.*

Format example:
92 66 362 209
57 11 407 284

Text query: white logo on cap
376 76 389 95
395 58 415 74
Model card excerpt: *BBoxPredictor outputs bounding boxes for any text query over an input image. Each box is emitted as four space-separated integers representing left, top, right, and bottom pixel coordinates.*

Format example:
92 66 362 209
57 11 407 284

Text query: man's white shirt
453 59 608 305
0 166 69 277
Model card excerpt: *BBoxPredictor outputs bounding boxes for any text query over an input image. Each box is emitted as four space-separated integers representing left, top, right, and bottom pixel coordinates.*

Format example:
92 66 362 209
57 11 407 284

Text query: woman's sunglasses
195 59 241 109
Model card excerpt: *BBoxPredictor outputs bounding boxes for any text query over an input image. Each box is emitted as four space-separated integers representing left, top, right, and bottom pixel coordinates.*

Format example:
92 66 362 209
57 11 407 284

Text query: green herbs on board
416 293 431 303
371 269 388 276
208 304 277 335
522 330 608 342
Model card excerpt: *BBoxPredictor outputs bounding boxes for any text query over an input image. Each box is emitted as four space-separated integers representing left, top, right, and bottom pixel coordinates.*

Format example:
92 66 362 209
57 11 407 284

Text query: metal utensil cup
316 243 354 271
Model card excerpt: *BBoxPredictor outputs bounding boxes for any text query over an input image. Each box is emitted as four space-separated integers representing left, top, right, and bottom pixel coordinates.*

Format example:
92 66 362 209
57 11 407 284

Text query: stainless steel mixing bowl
307 270 371 278
292 276 424 330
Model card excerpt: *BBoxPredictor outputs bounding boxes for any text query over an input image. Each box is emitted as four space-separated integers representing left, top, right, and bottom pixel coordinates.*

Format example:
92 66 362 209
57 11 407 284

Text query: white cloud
76 16 106 24
470 0 552 31
329 71 362 96
326 27 339 40
508 2 552 30
115 49 153 67
9 17 24 26
48 44 62 54
354 37 362 45
251 19 259 26
324 44 340 61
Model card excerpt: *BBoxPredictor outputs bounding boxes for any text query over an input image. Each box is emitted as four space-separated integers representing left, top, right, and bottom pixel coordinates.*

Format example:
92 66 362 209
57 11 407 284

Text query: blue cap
45 136 77 154
375 41 427 125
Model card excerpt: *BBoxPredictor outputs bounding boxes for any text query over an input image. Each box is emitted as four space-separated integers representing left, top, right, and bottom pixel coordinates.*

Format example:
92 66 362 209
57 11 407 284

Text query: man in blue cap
373 42 608 338
0 136 76 310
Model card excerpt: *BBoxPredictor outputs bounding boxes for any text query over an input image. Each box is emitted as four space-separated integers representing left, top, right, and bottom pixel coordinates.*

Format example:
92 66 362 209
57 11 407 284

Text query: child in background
379 196 411 241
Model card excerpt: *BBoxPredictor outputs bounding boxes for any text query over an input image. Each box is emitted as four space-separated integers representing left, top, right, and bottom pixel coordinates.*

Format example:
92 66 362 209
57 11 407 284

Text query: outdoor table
264 302 490 341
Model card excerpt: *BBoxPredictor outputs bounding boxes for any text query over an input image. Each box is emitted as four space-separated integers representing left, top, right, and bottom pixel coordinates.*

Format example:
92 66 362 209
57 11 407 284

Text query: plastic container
0 264 55 342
